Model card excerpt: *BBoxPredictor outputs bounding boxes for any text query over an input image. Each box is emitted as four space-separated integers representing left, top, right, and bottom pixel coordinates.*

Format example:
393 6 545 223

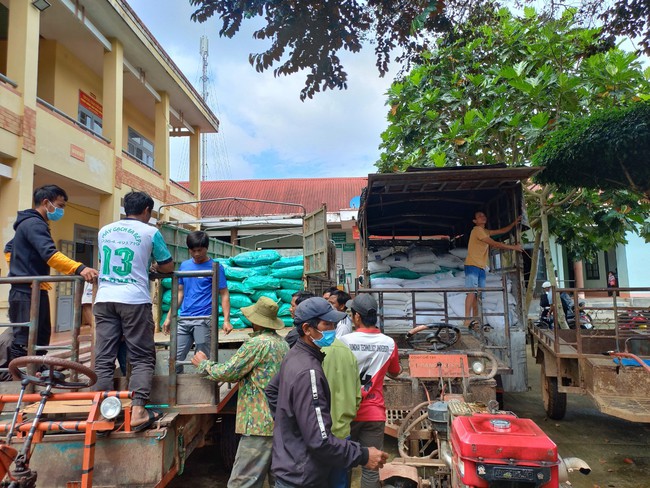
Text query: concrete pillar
98 39 125 227
7 0 41 104
1 0 41 249
154 91 170 182
103 39 124 151
573 260 585 298
189 126 201 197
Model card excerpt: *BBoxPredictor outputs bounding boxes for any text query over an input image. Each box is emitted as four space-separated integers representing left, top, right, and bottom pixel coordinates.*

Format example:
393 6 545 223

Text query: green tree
534 102 650 199
378 7 650 320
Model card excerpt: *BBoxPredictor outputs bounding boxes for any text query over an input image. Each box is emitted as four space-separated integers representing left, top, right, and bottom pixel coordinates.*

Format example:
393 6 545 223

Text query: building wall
618 231 650 289
0 0 205 324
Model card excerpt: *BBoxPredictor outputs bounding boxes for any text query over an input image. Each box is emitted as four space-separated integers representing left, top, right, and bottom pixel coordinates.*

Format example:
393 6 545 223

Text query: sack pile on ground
217 251 303 329
368 246 517 333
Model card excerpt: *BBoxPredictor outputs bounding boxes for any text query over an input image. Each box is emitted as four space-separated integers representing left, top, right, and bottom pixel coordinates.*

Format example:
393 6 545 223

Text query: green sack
281 317 295 327
248 265 271 276
231 250 281 268
230 293 254 309
225 266 259 281
270 265 304 280
251 290 279 302
227 281 251 295
162 289 173 305
161 302 171 313
271 255 304 269
214 257 232 266
231 317 249 329
235 310 252 326
278 303 292 317
243 275 282 290
388 268 421 279
159 312 168 326
161 278 173 290
277 289 301 303
280 279 303 290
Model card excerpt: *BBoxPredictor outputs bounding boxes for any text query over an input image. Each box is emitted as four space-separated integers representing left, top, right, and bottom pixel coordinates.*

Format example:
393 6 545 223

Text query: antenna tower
200 35 209 180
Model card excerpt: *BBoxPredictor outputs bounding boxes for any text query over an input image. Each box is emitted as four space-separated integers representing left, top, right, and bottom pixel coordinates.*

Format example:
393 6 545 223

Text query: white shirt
335 315 354 338
95 219 172 304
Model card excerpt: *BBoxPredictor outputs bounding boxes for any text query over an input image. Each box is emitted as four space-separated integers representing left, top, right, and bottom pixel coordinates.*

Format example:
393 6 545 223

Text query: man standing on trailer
94 191 174 431
463 211 522 328
163 230 232 373
4 185 98 364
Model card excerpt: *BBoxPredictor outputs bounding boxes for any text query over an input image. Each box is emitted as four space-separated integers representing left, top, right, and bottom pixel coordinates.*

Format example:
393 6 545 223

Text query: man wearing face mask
265 297 388 488
3 185 98 364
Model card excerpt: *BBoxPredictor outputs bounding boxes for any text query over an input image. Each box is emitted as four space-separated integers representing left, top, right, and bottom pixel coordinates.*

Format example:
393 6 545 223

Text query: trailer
529 286 650 422
0 197 336 487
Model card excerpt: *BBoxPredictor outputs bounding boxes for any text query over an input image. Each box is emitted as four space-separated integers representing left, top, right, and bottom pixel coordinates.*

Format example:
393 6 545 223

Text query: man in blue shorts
163 231 231 373
463 211 522 327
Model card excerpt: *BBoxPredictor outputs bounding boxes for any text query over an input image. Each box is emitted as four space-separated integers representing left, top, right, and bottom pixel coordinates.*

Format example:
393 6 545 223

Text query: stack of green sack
218 251 304 329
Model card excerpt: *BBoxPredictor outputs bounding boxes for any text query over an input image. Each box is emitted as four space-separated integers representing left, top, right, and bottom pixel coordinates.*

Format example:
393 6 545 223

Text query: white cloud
128 0 395 180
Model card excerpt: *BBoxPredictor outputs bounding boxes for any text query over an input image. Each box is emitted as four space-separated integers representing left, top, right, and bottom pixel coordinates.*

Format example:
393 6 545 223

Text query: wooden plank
22 398 132 415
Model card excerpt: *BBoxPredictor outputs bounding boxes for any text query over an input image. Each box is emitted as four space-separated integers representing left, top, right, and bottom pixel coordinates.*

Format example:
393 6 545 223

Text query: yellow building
0 0 217 329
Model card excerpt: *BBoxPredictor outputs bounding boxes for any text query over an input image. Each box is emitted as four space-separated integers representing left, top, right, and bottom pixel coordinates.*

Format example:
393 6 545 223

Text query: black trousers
8 288 51 360
94 302 156 406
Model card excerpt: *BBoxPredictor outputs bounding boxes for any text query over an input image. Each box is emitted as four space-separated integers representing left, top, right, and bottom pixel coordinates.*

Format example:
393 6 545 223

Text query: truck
357 165 537 407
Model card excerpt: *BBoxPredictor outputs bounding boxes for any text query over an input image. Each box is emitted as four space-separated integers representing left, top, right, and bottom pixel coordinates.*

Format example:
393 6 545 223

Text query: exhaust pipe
558 456 591 482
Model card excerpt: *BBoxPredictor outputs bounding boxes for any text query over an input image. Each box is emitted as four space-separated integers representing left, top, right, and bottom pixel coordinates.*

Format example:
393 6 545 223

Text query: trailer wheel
219 415 240 471
541 363 567 420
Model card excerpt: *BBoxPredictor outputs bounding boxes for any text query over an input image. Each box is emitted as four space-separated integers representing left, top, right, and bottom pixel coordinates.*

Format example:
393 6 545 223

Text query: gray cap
346 293 378 315
294 297 347 324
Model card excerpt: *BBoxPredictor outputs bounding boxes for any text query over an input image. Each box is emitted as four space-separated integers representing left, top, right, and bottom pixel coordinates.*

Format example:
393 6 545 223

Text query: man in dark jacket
266 297 388 488
4 185 98 362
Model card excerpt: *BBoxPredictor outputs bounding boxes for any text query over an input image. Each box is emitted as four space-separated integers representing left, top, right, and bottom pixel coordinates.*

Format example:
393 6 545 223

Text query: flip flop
131 409 163 433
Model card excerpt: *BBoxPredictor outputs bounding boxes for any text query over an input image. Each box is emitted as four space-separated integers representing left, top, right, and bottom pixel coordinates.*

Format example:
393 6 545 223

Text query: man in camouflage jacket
193 296 289 488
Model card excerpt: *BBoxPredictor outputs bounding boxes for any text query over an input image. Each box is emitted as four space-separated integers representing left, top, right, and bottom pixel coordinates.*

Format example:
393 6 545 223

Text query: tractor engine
449 412 559 487
381 400 590 488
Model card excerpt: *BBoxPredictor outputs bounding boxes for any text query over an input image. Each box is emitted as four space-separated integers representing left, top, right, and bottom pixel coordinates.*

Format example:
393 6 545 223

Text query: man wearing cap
539 281 553 326
339 293 401 488
265 297 388 488
192 296 289 488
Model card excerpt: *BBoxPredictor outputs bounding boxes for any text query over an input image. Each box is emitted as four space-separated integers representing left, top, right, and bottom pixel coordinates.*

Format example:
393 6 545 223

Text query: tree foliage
377 7 650 261
189 0 458 100
189 0 650 100
377 7 644 171
534 102 650 199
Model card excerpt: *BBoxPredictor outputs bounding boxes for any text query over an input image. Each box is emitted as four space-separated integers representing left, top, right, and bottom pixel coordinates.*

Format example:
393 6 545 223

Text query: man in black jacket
4 185 98 362
265 297 387 488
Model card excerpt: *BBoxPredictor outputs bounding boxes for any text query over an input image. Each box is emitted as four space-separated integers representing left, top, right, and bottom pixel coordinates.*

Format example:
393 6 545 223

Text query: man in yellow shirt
464 211 522 327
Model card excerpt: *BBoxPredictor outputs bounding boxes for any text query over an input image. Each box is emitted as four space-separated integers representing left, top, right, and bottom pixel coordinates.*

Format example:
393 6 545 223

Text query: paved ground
171 349 650 488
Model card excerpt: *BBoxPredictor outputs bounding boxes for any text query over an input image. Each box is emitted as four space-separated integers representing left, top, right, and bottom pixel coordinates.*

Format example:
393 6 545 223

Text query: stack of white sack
373 291 412 330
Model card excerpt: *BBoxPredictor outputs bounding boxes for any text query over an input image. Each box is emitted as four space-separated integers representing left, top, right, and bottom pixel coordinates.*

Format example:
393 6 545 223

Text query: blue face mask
46 202 64 222
313 329 336 348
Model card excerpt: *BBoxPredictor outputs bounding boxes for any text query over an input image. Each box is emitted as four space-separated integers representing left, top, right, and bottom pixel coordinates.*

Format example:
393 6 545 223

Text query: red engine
450 413 560 488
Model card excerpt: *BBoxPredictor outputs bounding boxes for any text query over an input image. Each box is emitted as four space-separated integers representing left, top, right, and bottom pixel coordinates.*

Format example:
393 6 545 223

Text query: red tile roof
197 177 368 218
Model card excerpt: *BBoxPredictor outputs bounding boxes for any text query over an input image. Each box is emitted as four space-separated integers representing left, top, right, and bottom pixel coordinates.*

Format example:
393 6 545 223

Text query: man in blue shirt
163 231 231 373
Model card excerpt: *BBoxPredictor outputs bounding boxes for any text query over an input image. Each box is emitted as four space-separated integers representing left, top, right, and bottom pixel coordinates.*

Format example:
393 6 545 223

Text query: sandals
131 409 163 433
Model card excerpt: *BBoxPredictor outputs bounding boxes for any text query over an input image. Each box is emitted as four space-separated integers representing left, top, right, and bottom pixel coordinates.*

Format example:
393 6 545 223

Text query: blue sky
127 1 396 181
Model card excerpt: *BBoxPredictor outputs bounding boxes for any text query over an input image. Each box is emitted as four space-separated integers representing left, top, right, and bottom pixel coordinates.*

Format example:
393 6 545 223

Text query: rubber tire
218 415 240 472
541 362 567 420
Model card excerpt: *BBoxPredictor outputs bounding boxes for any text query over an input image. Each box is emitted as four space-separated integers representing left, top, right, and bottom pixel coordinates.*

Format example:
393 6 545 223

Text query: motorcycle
536 298 593 330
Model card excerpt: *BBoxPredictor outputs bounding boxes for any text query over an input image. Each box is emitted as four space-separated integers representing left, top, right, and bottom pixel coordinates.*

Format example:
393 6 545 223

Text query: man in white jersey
94 191 174 431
